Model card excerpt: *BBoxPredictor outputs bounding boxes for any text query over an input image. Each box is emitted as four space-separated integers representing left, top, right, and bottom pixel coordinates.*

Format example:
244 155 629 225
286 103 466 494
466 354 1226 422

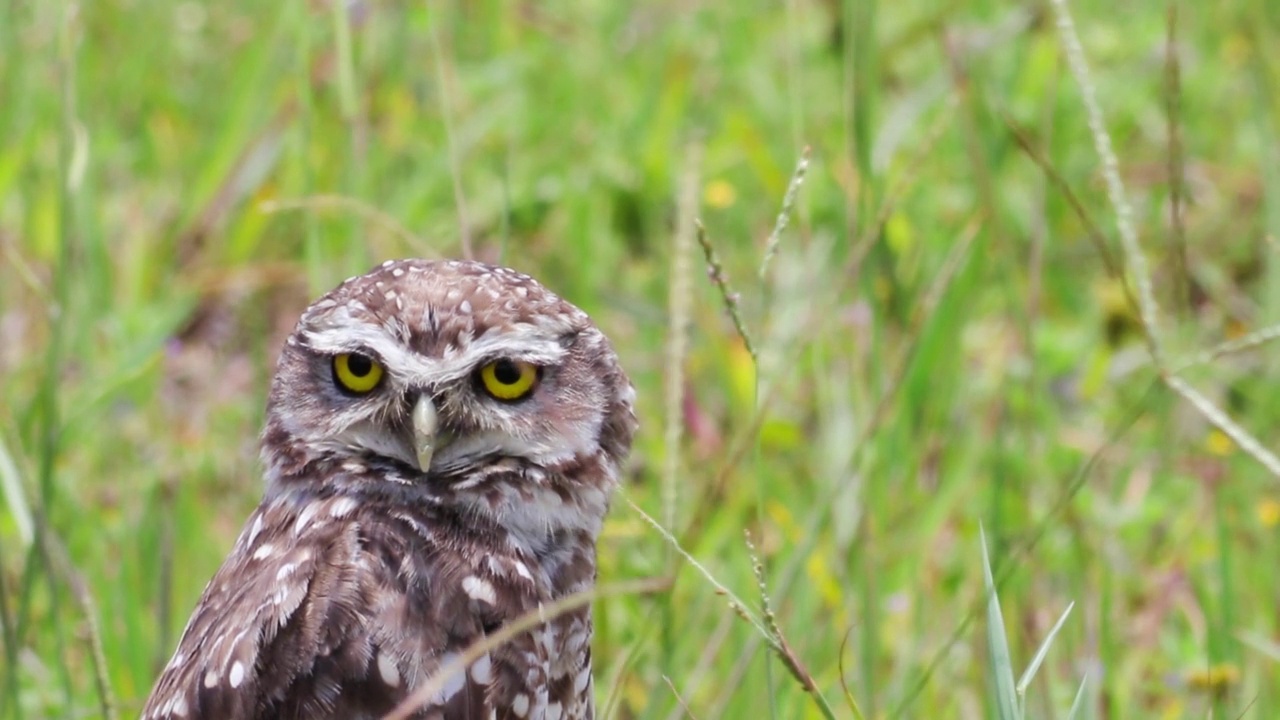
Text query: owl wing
140 492 516 720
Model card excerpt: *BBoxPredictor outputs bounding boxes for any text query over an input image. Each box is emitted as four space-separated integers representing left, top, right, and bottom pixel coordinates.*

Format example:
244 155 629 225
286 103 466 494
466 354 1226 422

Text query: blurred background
3 0 1280 717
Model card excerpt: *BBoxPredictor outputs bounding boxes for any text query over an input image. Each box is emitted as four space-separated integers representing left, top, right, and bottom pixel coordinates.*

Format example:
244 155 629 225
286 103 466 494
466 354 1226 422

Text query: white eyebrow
300 323 569 386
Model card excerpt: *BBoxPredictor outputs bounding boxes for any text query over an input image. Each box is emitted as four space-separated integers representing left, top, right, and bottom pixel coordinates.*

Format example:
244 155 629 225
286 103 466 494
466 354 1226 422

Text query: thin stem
1050 0 1164 365
758 147 811 283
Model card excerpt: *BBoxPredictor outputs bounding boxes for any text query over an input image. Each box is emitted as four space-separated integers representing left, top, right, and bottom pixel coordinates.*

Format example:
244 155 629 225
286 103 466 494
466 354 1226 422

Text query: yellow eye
478 359 539 401
332 353 384 394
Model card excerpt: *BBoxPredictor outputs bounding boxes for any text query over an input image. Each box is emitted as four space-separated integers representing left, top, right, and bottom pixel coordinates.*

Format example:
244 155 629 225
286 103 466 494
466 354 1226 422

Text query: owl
141 259 637 720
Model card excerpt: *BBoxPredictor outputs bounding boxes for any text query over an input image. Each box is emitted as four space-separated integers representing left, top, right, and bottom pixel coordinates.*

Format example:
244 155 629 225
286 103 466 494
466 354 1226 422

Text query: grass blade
1016 601 1074 696
0 436 31 548
1065 674 1089 720
1239 631 1280 662
980 525 1019 720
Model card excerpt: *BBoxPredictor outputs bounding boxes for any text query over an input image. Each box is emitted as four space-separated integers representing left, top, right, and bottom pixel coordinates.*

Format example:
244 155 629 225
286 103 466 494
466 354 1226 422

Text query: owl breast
277 465 601 718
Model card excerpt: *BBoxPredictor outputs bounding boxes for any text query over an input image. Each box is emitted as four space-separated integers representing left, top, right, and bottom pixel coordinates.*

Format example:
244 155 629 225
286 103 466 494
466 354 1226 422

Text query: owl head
259 259 636 536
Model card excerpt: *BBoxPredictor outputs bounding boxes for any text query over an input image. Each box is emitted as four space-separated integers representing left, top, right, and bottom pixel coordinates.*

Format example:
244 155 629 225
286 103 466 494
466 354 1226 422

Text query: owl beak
411 394 439 472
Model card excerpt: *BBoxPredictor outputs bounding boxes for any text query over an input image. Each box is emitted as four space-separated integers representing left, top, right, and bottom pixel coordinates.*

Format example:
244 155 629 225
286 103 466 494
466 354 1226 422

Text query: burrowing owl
142 259 636 720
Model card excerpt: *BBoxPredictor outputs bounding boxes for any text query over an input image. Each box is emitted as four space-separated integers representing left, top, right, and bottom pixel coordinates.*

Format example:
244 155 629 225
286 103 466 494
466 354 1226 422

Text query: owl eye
332 352 384 394
478 359 540 401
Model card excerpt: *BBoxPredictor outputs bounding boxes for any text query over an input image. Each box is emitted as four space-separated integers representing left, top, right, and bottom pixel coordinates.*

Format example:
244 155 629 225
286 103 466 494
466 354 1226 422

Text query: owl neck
443 452 617 555
263 442 618 557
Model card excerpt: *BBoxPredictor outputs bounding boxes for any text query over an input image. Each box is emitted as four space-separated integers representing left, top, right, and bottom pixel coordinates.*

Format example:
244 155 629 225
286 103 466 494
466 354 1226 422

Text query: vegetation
3 0 1280 717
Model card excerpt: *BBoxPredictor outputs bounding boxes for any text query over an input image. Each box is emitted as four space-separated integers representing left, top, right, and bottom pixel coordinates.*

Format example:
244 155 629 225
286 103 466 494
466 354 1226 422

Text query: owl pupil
492 359 521 385
347 354 373 377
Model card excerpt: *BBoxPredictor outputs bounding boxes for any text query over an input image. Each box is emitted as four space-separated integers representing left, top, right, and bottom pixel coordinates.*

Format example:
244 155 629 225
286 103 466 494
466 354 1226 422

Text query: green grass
3 0 1280 717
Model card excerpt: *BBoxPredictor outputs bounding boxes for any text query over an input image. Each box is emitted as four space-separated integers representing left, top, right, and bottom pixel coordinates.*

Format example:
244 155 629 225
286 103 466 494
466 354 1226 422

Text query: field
4 0 1280 717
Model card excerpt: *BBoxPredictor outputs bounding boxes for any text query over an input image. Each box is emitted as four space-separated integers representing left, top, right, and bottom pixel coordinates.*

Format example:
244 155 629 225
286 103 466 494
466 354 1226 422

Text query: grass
3 0 1280 717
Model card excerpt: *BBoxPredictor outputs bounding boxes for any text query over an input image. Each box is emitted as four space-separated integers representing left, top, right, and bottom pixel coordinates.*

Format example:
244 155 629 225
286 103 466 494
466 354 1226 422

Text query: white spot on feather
293 503 322 534
513 561 534 582
452 475 486 490
328 496 358 518
437 652 466 701
251 544 275 560
275 563 297 581
244 513 264 545
203 670 218 688
377 653 401 687
512 693 530 718
229 661 245 688
171 696 188 717
470 653 493 685
547 701 563 720
462 576 497 605
563 627 587 658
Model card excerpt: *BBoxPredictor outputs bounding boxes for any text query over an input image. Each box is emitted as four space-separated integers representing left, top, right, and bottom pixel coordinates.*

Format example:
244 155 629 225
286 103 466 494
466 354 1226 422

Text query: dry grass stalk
759 146 811 282
1050 0 1280 481
695 221 757 361
1050 0 1164 365
664 141 702 534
